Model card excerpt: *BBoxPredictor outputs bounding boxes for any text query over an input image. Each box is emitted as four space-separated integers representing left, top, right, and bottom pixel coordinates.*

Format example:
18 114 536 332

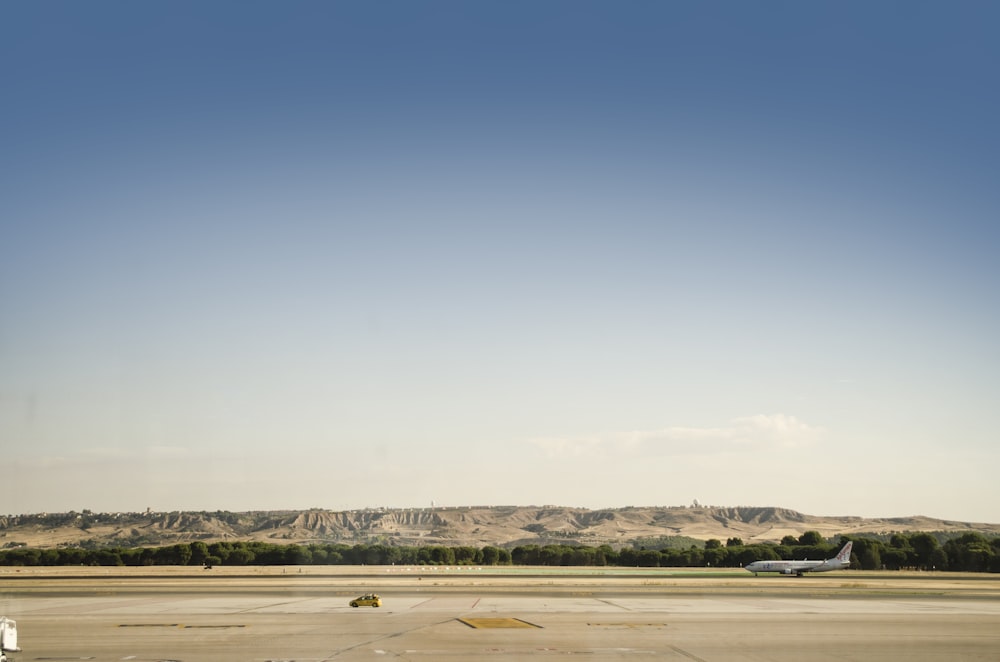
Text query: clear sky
2 1 998 522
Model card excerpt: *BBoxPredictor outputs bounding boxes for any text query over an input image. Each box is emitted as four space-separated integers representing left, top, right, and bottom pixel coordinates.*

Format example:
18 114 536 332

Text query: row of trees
1 532 998 572
0 541 513 568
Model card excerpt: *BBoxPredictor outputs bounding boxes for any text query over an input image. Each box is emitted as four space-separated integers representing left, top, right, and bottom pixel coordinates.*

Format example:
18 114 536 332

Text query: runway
2 567 998 661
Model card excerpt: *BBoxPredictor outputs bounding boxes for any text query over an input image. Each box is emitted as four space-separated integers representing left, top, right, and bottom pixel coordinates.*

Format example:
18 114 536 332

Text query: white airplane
744 541 853 576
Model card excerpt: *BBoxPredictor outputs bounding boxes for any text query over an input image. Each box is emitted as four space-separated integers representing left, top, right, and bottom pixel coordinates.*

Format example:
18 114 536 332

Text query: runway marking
182 624 246 628
412 597 481 609
670 645 709 662
324 616 457 657
597 598 625 609
588 622 669 629
458 617 542 629
118 622 245 629
401 647 657 655
118 623 180 627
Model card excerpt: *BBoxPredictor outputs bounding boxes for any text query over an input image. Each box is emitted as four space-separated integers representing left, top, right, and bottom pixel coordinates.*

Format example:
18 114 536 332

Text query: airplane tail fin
835 541 853 564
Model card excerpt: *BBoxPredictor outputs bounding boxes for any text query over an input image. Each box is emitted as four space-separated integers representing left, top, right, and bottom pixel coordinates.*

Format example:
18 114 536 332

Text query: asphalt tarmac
1 567 998 661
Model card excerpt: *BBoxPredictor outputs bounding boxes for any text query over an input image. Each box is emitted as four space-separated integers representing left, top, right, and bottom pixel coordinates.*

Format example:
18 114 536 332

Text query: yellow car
349 593 382 608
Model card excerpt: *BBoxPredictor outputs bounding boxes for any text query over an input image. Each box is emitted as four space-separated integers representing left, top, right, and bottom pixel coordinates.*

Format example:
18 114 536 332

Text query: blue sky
2 1 998 522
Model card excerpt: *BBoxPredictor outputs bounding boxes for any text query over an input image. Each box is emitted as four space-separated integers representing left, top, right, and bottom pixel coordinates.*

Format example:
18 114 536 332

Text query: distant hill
2 506 998 550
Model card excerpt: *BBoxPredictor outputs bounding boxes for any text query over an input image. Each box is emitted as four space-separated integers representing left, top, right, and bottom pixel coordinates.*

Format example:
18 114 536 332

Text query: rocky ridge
2 506 997 550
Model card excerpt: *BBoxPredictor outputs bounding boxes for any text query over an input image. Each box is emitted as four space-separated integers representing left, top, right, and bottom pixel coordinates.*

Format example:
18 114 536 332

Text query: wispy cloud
529 414 825 459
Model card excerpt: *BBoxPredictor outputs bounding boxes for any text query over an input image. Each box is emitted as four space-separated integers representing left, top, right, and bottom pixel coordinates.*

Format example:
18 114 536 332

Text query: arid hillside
2 506 998 550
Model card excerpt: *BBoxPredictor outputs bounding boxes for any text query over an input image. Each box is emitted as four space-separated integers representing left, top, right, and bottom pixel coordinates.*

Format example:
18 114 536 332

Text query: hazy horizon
3 3 998 523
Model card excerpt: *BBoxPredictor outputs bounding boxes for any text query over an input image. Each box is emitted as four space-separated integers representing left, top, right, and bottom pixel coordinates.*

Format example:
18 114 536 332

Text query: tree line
1 531 997 572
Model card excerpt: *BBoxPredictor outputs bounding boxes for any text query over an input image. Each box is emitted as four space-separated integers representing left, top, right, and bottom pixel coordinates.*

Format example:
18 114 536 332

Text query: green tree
571 547 600 566
252 543 287 565
94 549 123 566
681 547 705 567
481 546 501 565
798 531 824 546
539 545 567 566
944 533 994 572
428 546 455 565
852 538 882 570
595 545 615 566
209 542 233 563
118 548 144 566
636 550 661 567
909 533 939 570
881 548 908 570
363 545 388 565
161 543 193 566
4 548 41 566
889 533 916 568
454 546 480 564
227 546 255 565
40 549 61 565
617 548 638 566
308 545 329 564
58 548 88 565
511 545 540 565
285 545 312 565
929 548 948 571
189 541 210 566
703 547 727 567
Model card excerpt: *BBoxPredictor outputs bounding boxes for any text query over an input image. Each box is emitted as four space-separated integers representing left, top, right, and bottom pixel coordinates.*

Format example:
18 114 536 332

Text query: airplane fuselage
744 559 830 575
744 542 853 576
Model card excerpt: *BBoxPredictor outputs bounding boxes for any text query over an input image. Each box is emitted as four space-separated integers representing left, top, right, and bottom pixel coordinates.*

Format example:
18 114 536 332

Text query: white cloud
529 414 825 459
